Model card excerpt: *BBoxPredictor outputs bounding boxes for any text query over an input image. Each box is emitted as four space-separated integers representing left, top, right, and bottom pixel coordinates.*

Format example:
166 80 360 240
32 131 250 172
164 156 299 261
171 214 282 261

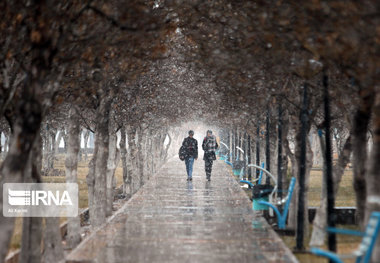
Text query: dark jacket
182 137 198 159
202 135 219 161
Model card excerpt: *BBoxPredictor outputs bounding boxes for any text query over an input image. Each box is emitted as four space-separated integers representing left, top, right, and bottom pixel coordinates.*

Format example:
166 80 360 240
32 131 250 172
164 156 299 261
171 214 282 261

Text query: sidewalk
66 157 298 263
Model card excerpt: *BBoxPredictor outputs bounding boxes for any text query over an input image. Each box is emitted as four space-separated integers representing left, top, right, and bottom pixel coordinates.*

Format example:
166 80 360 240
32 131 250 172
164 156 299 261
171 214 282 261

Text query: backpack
179 145 186 161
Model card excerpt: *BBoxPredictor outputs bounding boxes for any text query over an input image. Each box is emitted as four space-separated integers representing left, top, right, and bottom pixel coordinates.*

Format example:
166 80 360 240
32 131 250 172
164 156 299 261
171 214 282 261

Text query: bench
225 158 233 167
230 147 248 178
310 211 380 263
218 141 230 160
221 146 250 178
257 177 296 229
240 163 278 212
240 162 265 188
232 160 245 177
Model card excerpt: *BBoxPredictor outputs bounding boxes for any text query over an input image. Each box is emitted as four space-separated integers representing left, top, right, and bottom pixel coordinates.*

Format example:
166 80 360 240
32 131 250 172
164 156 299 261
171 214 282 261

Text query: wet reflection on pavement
66 158 298 263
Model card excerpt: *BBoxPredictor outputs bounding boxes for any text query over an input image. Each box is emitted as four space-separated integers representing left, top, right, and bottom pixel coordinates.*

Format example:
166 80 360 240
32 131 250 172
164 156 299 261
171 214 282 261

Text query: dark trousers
205 159 213 178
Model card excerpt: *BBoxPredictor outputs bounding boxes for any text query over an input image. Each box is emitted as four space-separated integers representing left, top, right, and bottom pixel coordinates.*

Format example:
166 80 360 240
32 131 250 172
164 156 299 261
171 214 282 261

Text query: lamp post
247 134 252 181
296 83 308 251
266 107 271 184
256 121 260 179
324 72 337 255
277 101 283 202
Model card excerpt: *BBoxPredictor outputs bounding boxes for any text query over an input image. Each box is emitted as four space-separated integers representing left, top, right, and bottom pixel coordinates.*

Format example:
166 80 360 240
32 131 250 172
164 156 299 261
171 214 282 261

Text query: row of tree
0 0 379 262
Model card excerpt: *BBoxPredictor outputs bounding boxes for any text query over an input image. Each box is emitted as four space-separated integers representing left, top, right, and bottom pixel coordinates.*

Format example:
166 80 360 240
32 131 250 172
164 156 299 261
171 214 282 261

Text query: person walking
202 130 218 181
181 130 198 181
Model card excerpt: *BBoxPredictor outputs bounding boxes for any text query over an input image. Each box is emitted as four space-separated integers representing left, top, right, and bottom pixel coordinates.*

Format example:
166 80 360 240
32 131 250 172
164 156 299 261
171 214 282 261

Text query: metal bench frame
218 142 229 160
221 144 249 179
240 162 265 187
310 211 380 263
240 163 277 197
257 177 296 229
240 163 279 216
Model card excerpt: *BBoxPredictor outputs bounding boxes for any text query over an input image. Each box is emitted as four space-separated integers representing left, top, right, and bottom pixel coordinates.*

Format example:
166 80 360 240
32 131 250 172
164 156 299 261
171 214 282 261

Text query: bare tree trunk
281 109 290 187
113 150 120 189
92 95 112 227
19 133 43 263
136 127 142 188
86 126 97 225
3 131 11 154
333 136 353 193
127 125 139 194
352 87 375 227
365 91 380 261
163 133 171 162
310 131 352 246
284 126 298 229
55 129 64 155
160 131 166 165
300 138 313 240
136 126 145 188
83 129 90 161
4 130 10 153
286 145 297 230
43 128 55 173
286 112 314 244
141 130 148 184
106 130 117 217
309 129 327 246
152 133 160 173
42 128 50 172
160 132 168 163
0 99 42 263
154 132 161 169
144 131 153 182
120 126 129 197
86 155 96 225
41 217 64 263
36 135 64 263
150 135 155 177
156 131 162 165
65 108 81 248
19 217 42 263
0 131 2 159
49 129 57 169
61 129 68 154
78 144 82 163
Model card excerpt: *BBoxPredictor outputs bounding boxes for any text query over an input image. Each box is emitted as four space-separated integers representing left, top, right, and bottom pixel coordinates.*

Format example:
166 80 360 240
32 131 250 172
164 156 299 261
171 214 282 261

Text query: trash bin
232 160 244 176
252 184 274 210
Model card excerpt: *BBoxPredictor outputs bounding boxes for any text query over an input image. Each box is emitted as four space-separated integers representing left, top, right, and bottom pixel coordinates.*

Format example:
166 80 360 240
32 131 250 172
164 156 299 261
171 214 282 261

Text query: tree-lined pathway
66 158 298 263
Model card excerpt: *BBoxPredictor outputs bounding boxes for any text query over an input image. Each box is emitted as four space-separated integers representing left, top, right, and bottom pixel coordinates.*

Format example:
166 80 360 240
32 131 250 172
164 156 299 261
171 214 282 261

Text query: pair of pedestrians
179 130 218 181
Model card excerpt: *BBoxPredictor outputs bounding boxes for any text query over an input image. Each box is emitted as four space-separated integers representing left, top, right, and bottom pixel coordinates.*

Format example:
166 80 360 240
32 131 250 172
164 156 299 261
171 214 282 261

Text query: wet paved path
66 157 298 263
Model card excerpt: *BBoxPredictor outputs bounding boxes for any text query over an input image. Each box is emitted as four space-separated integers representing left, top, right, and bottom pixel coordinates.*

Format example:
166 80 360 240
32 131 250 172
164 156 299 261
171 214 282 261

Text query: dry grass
45 154 123 209
281 224 361 263
308 169 355 207
283 168 359 263
241 166 359 263
243 168 355 207
7 154 123 253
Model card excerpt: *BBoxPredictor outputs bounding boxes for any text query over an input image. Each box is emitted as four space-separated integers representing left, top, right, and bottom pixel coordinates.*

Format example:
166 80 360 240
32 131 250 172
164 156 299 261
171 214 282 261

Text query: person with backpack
202 130 219 181
179 130 198 181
